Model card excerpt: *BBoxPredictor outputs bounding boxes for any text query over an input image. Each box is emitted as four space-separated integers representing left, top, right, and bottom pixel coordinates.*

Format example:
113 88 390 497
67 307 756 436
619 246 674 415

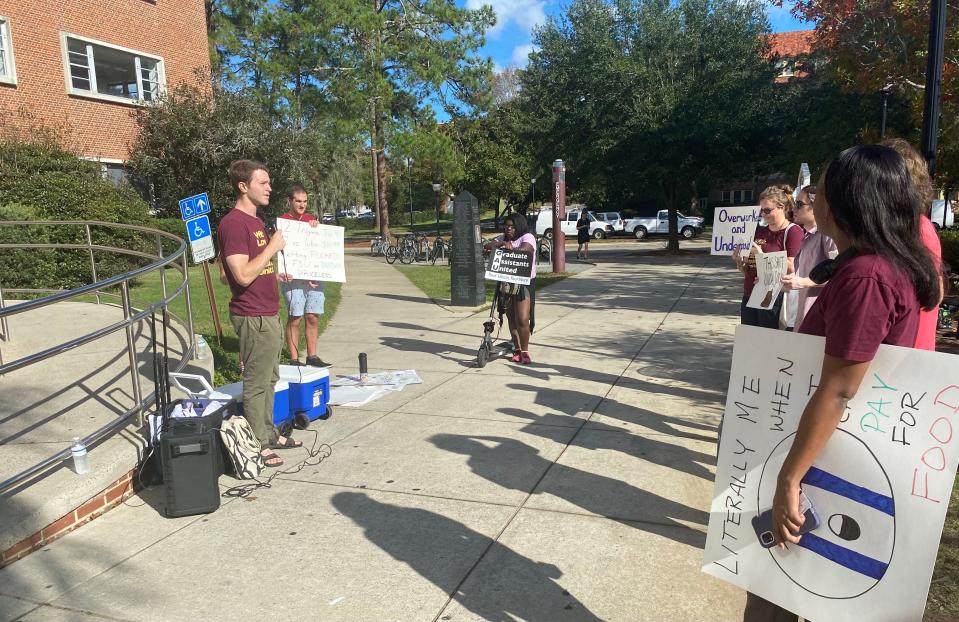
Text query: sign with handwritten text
712 206 761 255
275 220 346 282
746 251 787 310
703 326 959 621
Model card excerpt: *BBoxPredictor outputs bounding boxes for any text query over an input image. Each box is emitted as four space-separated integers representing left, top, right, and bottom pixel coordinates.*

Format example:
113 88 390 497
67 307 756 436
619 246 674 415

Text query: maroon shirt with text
218 209 279 316
798 253 919 362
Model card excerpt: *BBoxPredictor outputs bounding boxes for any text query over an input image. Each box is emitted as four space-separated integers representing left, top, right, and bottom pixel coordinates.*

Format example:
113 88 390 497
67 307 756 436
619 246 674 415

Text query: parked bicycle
370 235 391 256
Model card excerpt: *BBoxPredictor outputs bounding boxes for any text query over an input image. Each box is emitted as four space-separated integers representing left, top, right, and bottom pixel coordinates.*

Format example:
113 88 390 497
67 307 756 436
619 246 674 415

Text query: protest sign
793 162 812 199
275 220 346 282
746 250 787 310
484 248 533 285
703 325 959 621
712 206 762 255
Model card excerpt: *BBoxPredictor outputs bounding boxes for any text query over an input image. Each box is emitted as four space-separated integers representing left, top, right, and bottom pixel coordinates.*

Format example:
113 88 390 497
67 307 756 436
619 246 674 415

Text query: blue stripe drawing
797 532 889 580
802 466 895 517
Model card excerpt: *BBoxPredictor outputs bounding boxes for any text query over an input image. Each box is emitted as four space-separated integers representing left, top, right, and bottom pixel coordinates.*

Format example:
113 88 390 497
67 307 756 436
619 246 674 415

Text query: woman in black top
576 211 591 259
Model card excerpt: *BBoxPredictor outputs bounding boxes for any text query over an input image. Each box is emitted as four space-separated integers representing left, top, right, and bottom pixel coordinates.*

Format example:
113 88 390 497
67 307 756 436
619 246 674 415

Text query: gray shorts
282 280 325 316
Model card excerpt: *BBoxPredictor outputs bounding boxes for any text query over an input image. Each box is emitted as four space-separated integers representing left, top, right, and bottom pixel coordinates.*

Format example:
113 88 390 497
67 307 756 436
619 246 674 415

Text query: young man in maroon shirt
218 160 301 467
278 185 329 367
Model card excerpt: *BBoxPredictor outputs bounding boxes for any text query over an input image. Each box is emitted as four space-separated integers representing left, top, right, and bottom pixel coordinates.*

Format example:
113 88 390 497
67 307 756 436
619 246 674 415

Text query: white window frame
60 32 166 105
0 16 17 86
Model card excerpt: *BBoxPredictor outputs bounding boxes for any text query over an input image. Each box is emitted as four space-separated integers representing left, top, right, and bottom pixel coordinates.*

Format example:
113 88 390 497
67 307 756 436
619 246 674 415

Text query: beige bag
218 417 263 479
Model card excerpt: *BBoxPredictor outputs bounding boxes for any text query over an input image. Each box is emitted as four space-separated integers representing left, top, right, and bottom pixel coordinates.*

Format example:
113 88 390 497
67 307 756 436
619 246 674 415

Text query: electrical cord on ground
222 428 332 499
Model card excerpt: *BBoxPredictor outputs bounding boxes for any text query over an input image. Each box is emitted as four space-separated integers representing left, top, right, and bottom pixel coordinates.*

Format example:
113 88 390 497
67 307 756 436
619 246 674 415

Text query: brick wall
0 470 137 567
0 0 210 160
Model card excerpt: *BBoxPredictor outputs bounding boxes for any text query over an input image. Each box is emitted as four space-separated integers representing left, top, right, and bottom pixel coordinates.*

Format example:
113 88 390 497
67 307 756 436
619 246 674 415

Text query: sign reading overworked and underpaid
275 220 346 282
703 326 959 621
712 206 761 256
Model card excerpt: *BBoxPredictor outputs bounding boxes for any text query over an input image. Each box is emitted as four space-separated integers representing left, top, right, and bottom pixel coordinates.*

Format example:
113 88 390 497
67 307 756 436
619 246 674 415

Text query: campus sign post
551 159 566 273
178 192 222 344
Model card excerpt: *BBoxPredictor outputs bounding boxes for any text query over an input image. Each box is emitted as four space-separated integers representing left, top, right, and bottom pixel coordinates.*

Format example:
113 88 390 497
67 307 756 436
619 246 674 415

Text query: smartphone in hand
752 489 821 548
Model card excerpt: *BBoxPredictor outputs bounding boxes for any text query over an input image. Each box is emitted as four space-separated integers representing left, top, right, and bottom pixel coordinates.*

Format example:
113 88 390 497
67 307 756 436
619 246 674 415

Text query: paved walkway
0 241 748 621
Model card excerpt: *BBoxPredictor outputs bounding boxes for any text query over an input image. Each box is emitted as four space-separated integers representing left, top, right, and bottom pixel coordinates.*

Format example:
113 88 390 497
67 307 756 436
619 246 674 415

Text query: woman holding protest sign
732 185 803 329
488 215 537 364
743 145 941 621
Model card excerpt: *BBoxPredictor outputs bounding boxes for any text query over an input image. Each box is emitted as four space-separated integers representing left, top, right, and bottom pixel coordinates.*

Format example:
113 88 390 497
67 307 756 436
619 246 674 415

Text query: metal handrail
0 220 200 495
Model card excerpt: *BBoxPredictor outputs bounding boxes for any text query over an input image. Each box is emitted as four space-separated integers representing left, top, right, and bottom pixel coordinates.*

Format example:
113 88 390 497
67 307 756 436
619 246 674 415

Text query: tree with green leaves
455 101 534 225
317 0 495 238
126 82 322 222
778 0 959 186
522 0 782 249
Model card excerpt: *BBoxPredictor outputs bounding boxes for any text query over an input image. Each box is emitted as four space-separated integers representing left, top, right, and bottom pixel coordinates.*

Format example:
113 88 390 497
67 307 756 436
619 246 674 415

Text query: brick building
0 0 209 180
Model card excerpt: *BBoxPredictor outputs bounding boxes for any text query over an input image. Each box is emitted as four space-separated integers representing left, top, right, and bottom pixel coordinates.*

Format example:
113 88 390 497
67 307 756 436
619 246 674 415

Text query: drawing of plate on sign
757 429 895 599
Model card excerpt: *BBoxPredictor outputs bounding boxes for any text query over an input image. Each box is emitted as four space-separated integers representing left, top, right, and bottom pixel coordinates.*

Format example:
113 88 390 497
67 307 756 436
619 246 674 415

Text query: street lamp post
530 177 537 208
879 86 891 139
407 157 414 231
432 182 442 238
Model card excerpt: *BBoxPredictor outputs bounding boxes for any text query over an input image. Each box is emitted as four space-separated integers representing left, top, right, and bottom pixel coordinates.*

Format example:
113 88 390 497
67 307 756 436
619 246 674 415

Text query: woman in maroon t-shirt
733 185 803 329
743 145 941 621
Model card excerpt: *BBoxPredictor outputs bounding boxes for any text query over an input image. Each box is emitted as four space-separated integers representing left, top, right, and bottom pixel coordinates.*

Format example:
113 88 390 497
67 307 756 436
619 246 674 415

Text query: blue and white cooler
279 364 331 426
214 380 292 429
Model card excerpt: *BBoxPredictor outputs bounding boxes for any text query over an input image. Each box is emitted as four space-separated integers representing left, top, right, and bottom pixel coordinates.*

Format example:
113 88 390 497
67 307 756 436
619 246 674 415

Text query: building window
62 33 164 104
776 59 795 78
721 190 730 203
0 17 16 85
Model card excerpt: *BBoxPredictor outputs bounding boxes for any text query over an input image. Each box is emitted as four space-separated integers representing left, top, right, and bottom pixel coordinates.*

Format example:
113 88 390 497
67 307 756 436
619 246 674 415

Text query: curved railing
0 220 198 494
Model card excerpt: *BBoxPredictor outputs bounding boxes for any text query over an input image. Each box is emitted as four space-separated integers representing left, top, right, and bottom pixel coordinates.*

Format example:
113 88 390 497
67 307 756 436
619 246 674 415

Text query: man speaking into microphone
217 159 302 469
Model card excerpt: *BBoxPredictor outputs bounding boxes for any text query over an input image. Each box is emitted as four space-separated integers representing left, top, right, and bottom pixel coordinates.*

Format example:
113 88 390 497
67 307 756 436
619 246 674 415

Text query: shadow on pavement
331 491 603 621
429 434 707 547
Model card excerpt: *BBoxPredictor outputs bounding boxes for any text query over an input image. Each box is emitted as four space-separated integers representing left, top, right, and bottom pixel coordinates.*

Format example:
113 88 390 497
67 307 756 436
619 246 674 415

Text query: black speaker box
160 428 222 518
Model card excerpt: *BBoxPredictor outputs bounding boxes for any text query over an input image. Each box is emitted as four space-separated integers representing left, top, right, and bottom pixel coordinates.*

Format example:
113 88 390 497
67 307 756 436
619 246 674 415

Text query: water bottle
195 335 210 361
71 438 90 475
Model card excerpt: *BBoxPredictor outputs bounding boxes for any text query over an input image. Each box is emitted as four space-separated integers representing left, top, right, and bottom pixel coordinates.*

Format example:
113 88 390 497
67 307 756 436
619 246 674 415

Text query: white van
534 209 613 240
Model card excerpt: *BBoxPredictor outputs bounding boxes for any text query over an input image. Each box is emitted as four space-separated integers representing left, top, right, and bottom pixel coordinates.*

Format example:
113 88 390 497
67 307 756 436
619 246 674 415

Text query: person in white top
781 185 838 331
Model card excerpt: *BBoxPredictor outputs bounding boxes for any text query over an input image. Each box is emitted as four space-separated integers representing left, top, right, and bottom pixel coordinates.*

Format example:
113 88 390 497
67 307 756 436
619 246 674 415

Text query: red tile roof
766 30 814 59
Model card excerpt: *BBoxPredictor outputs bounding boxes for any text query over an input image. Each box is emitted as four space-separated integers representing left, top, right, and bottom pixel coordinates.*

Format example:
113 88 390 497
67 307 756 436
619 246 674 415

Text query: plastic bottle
71 438 90 475
195 335 210 361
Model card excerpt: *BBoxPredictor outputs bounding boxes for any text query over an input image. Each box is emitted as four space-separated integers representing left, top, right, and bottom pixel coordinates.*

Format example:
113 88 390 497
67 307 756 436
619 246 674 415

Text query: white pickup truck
625 210 705 240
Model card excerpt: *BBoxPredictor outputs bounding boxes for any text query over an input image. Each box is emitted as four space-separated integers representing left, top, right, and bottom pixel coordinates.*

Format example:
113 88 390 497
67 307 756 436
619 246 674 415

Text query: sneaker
288 359 303 366
510 353 523 363
520 352 532 364
305 355 332 368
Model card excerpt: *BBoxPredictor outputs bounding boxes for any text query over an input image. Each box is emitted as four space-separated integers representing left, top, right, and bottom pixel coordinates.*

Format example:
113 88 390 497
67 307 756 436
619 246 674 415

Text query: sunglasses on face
760 207 775 215
796 200 813 208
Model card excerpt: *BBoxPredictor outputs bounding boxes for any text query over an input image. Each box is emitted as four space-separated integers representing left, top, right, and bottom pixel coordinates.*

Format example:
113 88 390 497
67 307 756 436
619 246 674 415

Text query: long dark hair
823 144 940 309
504 213 530 240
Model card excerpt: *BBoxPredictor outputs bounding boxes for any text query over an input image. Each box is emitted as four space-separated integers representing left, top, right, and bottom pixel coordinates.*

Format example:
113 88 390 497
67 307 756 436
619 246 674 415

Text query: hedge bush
941 229 959 273
0 140 154 291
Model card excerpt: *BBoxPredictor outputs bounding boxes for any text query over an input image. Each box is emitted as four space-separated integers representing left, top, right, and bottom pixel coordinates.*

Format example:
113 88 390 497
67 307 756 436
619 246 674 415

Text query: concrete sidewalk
0 243 747 622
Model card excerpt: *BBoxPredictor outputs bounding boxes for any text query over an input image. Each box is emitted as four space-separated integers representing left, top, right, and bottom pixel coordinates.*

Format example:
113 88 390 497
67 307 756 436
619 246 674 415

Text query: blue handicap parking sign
186 215 211 242
178 192 211 221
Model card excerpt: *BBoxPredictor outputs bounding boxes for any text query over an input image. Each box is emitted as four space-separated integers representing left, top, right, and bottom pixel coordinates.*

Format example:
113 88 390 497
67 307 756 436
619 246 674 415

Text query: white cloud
511 43 538 67
467 0 548 36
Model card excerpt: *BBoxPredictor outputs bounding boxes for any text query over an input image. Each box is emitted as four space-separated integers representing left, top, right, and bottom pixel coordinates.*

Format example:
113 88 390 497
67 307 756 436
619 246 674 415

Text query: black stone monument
450 191 485 306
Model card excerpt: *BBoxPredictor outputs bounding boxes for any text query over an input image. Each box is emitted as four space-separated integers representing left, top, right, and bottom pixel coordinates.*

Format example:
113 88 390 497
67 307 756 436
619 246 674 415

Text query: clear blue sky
461 0 813 72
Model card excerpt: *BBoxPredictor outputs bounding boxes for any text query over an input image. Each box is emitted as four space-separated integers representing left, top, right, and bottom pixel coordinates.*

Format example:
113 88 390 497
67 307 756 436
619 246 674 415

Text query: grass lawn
127 265 341 385
927 479 959 620
395 265 570 304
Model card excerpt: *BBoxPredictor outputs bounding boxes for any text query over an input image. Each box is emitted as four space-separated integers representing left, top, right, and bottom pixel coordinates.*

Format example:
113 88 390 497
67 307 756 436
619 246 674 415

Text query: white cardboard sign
703 326 959 622
275 220 346 283
746 250 787 309
712 206 762 255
